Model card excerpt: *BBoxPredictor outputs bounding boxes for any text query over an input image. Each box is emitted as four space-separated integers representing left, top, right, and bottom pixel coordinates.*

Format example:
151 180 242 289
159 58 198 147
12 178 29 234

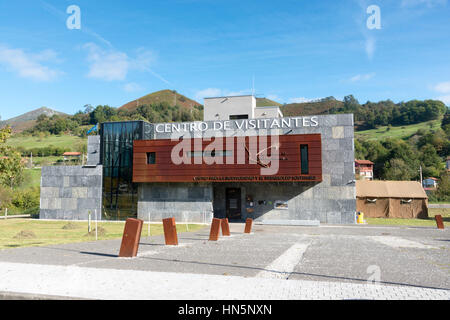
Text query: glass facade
100 121 152 220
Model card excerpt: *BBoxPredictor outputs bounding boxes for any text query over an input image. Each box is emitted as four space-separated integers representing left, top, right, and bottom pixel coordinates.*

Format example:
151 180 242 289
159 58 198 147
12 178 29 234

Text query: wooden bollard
209 218 221 241
244 218 253 234
119 218 144 258
221 218 231 236
435 215 445 230
163 218 179 245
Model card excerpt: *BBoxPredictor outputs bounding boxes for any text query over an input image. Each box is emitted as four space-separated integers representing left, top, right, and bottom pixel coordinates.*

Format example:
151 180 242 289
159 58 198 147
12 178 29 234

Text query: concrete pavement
0 223 448 299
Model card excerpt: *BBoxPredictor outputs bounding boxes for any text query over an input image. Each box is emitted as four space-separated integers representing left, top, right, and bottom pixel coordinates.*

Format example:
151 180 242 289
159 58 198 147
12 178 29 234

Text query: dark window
300 145 309 174
147 152 156 165
229 114 249 120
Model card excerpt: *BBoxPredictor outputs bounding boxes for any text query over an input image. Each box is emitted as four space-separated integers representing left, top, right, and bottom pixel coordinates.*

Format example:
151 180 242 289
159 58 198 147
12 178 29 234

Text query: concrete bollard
435 215 445 230
244 218 253 234
163 218 179 245
119 218 144 258
221 218 231 236
209 218 221 241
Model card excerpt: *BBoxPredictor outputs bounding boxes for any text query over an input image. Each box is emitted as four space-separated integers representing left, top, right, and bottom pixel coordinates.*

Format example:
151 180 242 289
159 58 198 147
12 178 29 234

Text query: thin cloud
83 44 171 85
433 81 450 93
349 72 375 82
432 81 450 105
0 45 62 81
288 97 322 103
436 95 450 105
123 82 144 93
84 43 129 81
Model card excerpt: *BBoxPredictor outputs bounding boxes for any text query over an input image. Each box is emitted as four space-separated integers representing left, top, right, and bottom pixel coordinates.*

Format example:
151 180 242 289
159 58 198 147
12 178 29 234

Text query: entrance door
226 188 242 220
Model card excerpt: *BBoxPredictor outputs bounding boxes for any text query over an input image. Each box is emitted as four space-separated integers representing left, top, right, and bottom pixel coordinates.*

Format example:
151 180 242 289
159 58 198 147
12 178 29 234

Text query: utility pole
419 165 423 186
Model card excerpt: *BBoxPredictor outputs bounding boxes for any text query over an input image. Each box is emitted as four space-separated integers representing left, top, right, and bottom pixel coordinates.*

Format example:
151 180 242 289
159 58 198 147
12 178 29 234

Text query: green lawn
7 134 85 150
367 208 450 227
0 219 206 250
355 119 442 141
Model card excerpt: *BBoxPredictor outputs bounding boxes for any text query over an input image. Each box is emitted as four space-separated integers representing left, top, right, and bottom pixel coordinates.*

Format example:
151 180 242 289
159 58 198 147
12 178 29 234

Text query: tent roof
356 180 427 199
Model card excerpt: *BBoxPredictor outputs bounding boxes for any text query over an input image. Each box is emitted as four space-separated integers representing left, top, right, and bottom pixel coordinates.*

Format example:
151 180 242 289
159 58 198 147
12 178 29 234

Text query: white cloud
432 81 450 105
83 43 170 85
365 37 376 60
123 82 143 93
0 45 62 81
433 81 450 93
436 95 450 105
349 72 375 82
266 94 279 101
84 43 129 81
288 97 322 103
194 88 223 101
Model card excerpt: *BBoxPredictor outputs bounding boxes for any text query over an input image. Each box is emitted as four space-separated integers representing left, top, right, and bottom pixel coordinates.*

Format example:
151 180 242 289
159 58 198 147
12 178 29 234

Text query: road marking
369 236 437 249
256 242 311 280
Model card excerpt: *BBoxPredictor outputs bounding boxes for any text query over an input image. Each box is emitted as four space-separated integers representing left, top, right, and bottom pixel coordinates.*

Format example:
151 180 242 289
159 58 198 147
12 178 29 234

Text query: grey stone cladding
137 183 214 223
138 114 356 224
86 135 101 166
39 165 102 220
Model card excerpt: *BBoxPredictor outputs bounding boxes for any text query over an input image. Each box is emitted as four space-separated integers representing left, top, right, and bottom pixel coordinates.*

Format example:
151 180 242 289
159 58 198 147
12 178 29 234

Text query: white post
5 208 7 220
88 210 91 233
95 209 98 241
148 212 150 237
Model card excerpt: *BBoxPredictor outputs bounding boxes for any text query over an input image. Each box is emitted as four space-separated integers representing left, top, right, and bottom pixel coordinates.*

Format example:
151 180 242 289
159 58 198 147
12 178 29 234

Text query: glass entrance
226 188 242 220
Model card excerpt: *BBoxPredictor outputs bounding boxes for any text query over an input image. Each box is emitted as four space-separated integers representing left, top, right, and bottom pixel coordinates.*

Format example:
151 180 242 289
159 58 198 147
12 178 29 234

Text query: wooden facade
133 134 322 183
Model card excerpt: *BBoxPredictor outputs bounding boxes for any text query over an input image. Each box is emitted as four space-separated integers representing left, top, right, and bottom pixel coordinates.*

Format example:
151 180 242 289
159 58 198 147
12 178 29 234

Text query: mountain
119 89 202 111
280 97 344 117
0 107 67 133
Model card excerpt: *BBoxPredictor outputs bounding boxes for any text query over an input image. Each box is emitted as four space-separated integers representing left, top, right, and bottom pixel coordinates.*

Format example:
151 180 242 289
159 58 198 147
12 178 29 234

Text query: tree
384 158 417 181
0 126 25 188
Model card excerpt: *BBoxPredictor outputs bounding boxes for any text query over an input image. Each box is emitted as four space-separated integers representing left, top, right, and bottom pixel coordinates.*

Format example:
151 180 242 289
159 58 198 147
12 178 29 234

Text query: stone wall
137 183 214 223
86 135 101 166
39 165 103 220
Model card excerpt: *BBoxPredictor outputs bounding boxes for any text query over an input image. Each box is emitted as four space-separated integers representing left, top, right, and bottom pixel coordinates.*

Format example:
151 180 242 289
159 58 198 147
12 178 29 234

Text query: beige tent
356 181 428 219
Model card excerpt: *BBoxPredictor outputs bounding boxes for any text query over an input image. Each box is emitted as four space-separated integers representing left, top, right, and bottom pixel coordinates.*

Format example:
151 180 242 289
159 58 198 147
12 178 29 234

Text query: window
229 114 249 120
147 152 156 165
300 145 309 174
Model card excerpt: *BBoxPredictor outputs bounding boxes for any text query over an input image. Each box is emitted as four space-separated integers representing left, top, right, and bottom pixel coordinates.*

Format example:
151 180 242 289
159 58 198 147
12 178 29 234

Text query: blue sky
0 0 449 120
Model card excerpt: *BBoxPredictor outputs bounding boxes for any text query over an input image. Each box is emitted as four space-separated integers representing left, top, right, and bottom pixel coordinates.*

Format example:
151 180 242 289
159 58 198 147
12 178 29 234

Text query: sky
0 0 449 120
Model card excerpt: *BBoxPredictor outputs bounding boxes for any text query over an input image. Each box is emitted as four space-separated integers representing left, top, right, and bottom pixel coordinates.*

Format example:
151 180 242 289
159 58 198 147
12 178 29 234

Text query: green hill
355 118 443 141
281 97 344 117
256 98 282 107
119 89 202 111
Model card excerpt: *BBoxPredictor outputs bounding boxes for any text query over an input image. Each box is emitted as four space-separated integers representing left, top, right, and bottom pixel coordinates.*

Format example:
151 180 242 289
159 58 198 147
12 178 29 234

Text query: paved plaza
0 223 448 300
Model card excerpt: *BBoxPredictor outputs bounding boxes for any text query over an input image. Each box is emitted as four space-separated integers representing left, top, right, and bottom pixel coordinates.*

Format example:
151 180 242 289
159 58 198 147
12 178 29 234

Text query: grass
355 119 442 141
0 219 206 251
7 134 85 150
366 208 450 227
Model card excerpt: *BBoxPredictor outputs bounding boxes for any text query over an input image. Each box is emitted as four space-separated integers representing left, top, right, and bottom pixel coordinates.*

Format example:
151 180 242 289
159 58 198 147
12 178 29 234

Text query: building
40 95 357 224
422 177 438 195
356 180 428 219
355 159 374 180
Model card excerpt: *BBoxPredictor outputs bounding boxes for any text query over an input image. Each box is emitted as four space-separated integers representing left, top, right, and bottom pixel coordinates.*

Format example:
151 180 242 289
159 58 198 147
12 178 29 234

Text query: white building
203 95 283 121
